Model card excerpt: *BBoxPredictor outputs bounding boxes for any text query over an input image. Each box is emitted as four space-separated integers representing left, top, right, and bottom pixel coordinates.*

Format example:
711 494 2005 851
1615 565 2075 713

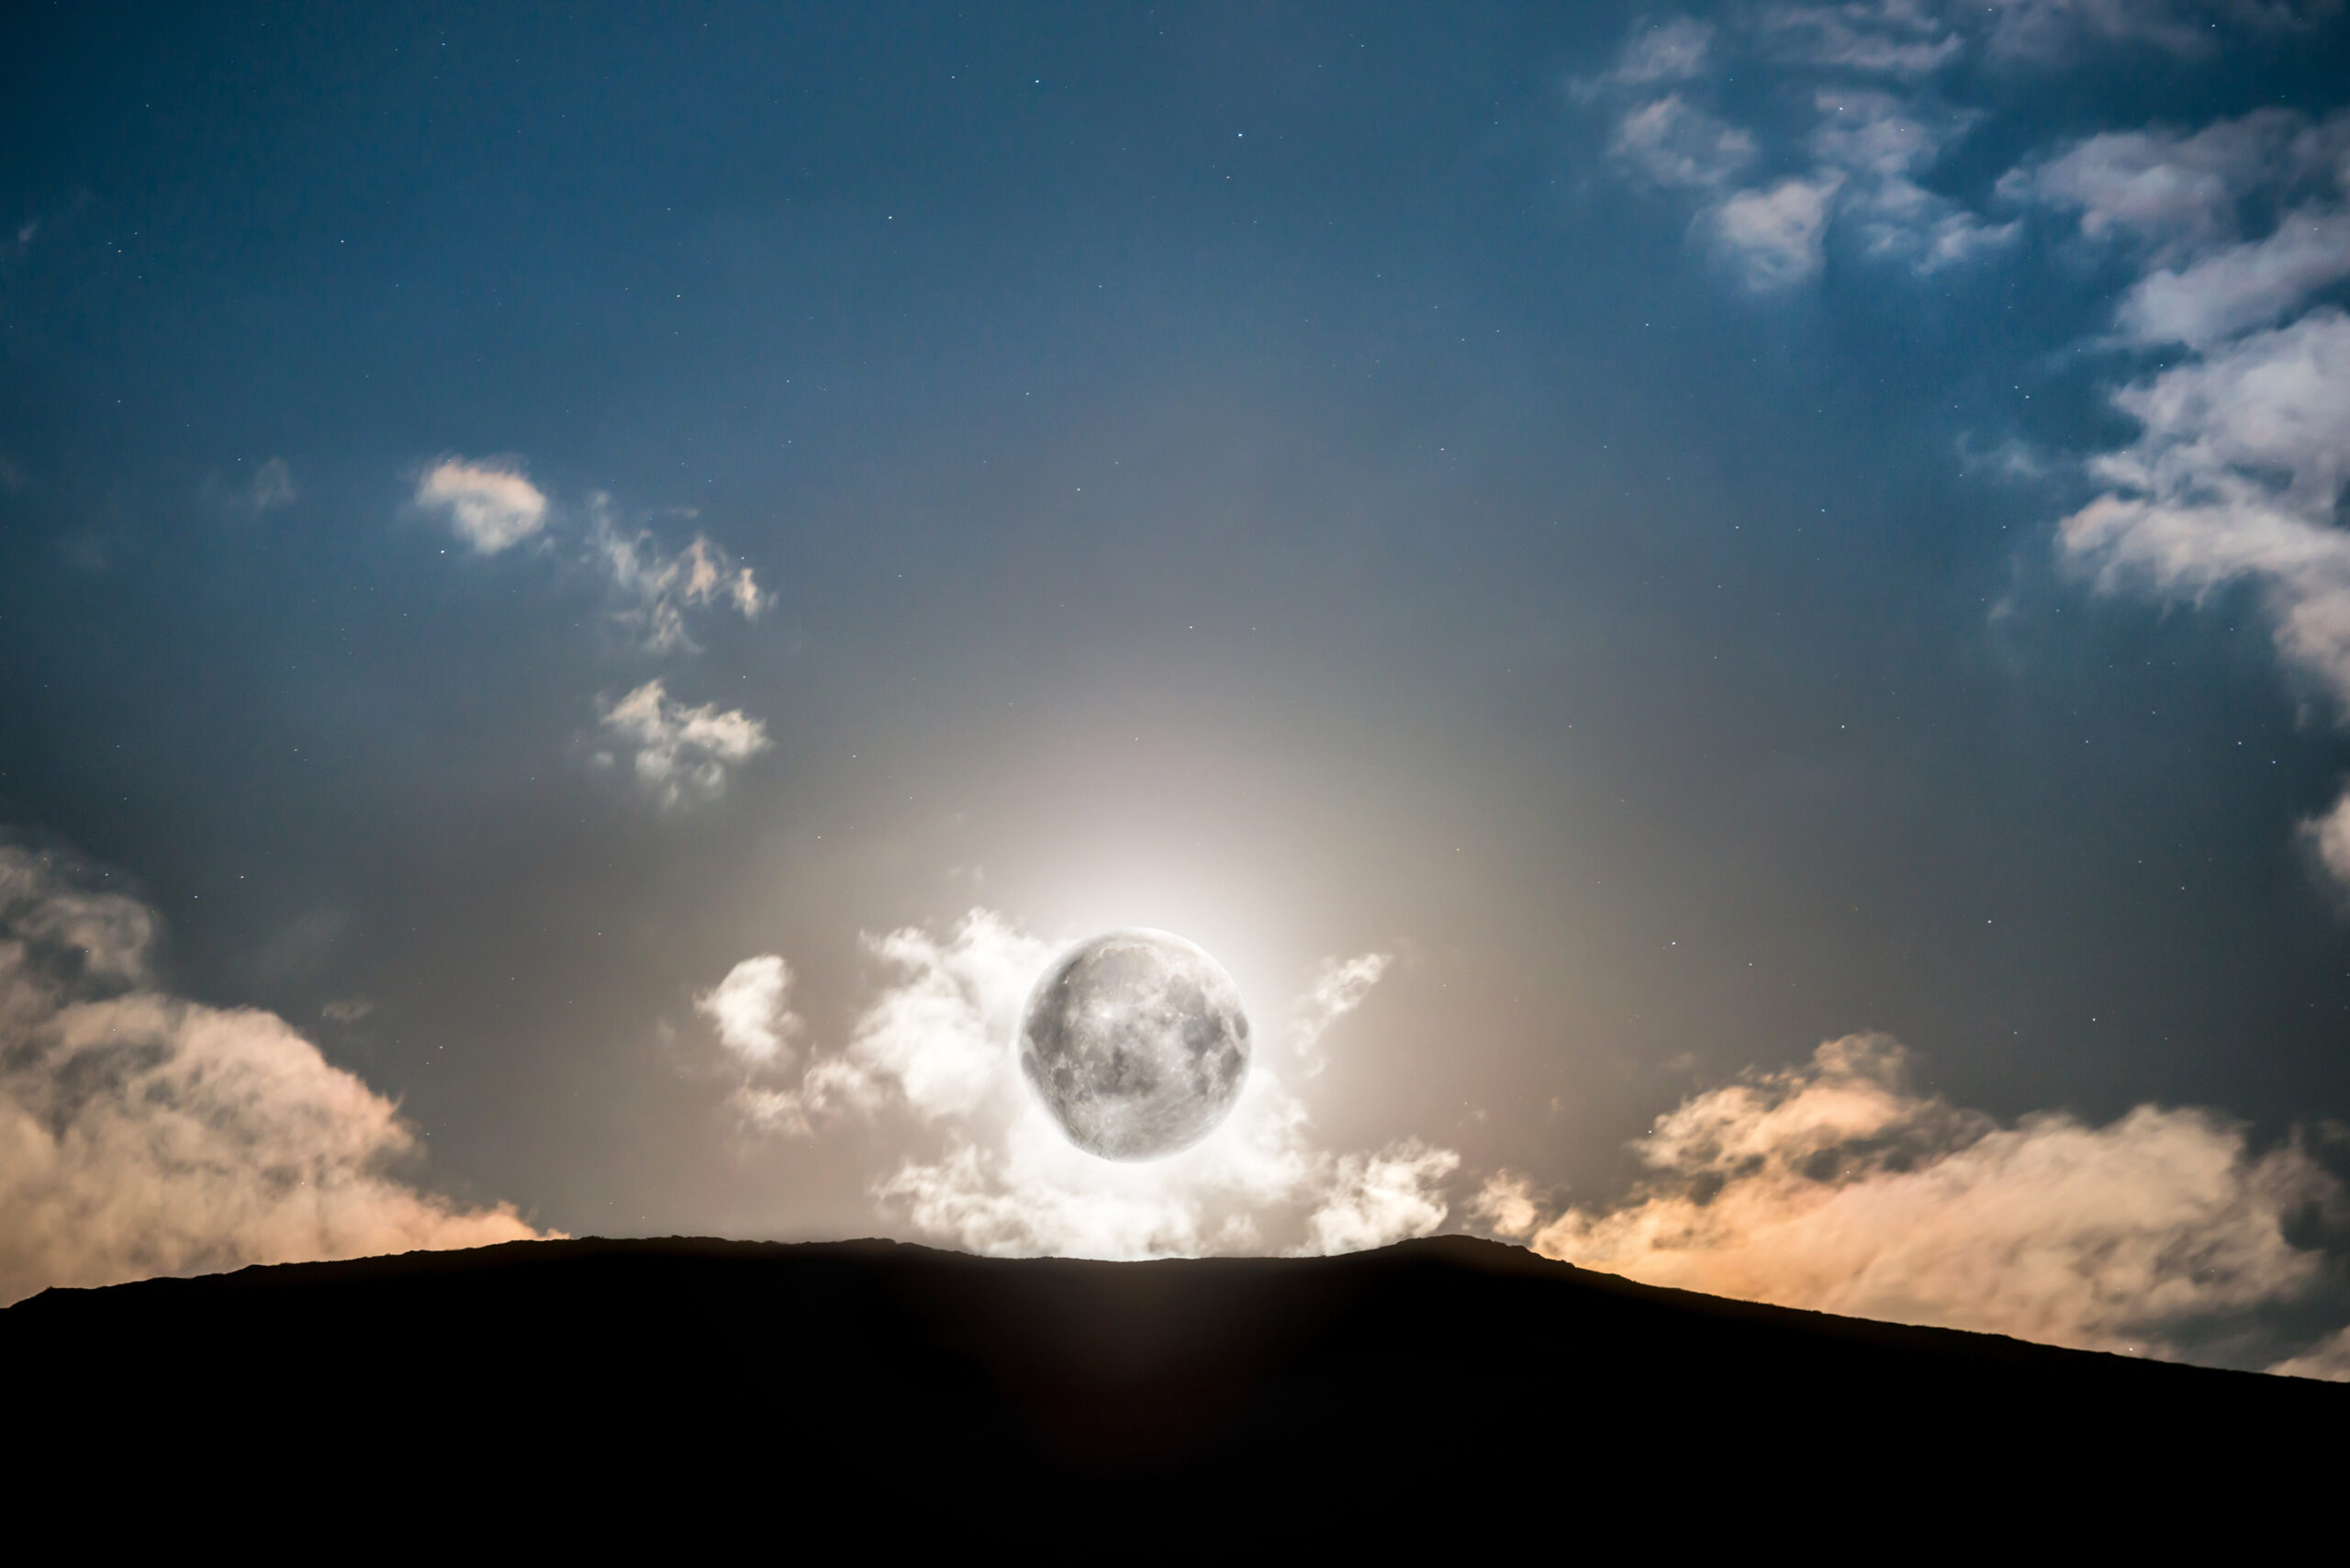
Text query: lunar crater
1017 929 1251 1161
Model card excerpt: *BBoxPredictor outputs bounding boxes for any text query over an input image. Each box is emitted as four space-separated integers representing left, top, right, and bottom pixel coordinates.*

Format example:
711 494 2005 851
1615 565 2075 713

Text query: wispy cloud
410 460 768 649
407 457 778 804
186 455 307 539
0 843 546 1305
1981 0 2334 64
596 680 771 809
1577 17 1716 94
589 499 767 654
1807 92 2020 270
0 216 39 274
2270 1322 2350 1381
703 911 1456 1259
250 456 296 510
1608 95 1757 190
209 456 297 515
1288 951 1391 1075
1761 2 1964 76
412 455 549 553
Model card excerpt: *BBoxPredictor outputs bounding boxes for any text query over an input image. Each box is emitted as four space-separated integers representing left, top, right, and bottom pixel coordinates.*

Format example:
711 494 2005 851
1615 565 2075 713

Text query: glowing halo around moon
1016 928 1253 1161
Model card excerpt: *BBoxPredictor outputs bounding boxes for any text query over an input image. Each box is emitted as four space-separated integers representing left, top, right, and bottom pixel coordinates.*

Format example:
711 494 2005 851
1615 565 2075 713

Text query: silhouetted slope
9 1236 2334 1537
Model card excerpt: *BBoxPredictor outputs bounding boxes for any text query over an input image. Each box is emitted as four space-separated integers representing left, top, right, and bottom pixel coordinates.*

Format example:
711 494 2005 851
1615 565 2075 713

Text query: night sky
7 2 2350 1374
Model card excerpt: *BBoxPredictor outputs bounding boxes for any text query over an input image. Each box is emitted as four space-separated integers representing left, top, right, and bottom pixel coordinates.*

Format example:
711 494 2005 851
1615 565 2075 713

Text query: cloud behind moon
699 910 1453 1258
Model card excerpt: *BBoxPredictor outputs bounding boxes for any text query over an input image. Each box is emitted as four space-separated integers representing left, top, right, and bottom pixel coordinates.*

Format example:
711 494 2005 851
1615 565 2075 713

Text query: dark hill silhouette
8 1235 2336 1540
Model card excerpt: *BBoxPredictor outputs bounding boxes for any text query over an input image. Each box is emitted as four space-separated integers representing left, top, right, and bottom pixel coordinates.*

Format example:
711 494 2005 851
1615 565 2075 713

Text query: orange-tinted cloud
1478 1036 2338 1362
0 845 548 1305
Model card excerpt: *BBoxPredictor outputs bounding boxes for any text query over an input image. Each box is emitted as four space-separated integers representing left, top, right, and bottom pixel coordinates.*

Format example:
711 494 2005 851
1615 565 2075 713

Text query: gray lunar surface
1018 929 1252 1160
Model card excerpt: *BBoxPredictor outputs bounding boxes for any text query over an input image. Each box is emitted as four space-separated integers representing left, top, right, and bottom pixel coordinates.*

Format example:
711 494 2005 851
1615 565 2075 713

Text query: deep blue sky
8 3 2350 1360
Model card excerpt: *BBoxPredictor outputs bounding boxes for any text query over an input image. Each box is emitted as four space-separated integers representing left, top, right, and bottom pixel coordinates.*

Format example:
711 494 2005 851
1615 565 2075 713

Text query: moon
1017 929 1252 1161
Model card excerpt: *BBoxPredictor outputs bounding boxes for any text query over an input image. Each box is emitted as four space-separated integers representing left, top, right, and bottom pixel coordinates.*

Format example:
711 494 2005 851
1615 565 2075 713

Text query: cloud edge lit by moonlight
697 912 1459 1260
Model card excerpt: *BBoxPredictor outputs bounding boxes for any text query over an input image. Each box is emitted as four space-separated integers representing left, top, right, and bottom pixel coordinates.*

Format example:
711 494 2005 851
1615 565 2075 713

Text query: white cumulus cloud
1301 1141 1461 1255
695 955 800 1070
2057 311 2350 858
0 844 546 1305
2011 109 2350 256
2059 314 2350 645
1587 14 2350 297
727 908 1052 1137
2116 210 2350 349
711 909 1457 1259
2016 110 2350 884
1467 1169 1545 1238
413 455 549 553
2304 789 2350 890
1707 174 1847 290
597 680 771 809
1588 37 2010 285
